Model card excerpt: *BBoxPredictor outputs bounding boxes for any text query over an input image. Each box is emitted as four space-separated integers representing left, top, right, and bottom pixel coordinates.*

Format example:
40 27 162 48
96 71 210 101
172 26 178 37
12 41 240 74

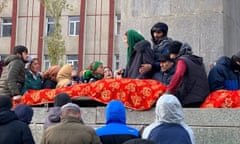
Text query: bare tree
40 0 72 66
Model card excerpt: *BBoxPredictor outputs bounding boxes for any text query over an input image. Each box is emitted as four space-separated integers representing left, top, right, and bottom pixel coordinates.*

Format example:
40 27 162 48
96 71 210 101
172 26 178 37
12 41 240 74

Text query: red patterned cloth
201 90 240 108
14 79 167 110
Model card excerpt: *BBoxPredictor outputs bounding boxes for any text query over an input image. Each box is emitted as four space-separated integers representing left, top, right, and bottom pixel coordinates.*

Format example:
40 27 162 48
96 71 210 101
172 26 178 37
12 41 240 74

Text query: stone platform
30 107 240 144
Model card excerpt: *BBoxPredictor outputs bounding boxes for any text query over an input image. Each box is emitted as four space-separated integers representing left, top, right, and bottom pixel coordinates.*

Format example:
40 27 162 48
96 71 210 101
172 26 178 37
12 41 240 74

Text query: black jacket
124 40 154 79
0 109 35 144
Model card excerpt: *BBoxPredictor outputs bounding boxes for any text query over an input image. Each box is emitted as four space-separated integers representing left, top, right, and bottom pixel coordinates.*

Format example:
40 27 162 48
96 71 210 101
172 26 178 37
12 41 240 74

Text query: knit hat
61 103 80 113
0 96 12 111
158 54 172 62
54 93 72 107
14 104 33 125
13 45 28 55
168 41 183 54
151 22 168 36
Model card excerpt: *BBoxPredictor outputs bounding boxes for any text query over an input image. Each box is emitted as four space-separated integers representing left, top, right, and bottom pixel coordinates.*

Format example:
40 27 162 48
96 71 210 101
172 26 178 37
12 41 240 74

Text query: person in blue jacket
208 51 240 92
142 94 195 144
96 100 140 144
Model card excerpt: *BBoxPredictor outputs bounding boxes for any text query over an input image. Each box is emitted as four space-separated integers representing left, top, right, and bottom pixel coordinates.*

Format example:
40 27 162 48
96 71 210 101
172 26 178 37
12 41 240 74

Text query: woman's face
95 64 104 75
123 35 128 47
29 59 40 73
104 67 113 79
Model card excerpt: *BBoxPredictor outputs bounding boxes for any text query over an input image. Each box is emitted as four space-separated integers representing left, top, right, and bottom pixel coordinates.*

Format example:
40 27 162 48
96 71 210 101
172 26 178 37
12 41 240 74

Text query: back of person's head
13 45 28 55
123 138 156 144
0 96 12 111
14 104 33 125
231 51 240 71
54 93 72 107
155 94 183 124
151 22 168 37
106 100 126 124
168 41 192 57
61 103 81 119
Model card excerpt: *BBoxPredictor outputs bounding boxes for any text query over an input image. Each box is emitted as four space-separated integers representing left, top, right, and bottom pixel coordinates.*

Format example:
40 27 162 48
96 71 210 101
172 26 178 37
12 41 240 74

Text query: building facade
0 0 120 71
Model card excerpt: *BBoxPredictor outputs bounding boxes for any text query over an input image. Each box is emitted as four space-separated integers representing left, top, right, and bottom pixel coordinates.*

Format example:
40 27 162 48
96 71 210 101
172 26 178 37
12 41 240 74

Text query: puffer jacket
0 55 25 97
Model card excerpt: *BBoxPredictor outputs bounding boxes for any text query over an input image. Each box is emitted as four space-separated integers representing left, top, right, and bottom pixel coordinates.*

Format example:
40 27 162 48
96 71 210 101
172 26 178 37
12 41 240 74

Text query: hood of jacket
3 55 22 66
215 56 232 69
155 94 183 124
0 110 18 125
106 100 126 124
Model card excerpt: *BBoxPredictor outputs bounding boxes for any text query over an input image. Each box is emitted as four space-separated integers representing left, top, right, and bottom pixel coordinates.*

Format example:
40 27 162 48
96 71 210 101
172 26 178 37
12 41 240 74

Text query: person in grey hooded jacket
44 93 71 129
142 94 195 144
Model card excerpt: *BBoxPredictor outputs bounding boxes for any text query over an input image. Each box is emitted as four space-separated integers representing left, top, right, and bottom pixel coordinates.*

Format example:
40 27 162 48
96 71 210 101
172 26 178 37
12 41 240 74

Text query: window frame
0 17 12 37
68 16 80 36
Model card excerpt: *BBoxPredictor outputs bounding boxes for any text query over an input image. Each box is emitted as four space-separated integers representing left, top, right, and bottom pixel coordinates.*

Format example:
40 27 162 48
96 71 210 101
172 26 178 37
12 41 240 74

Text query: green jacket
41 116 101 144
0 55 25 97
21 70 43 94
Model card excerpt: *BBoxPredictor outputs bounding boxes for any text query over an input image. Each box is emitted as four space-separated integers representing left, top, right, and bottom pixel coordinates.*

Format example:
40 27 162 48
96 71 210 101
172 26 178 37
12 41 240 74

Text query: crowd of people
0 21 240 143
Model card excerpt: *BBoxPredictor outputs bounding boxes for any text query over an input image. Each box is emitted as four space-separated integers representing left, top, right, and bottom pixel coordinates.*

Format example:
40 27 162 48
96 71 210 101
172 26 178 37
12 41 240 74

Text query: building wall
119 0 225 72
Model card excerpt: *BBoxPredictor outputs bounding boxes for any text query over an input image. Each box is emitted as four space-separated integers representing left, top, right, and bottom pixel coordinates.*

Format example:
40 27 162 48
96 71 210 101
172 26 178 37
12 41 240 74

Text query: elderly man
41 103 101 144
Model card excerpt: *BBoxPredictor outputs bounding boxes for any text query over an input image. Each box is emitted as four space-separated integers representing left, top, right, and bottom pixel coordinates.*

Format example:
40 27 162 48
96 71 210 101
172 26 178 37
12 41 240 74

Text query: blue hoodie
96 100 139 144
208 56 240 92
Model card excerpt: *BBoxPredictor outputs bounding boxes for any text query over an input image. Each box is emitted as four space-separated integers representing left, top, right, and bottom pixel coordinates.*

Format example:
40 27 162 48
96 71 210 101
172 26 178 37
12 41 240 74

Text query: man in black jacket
0 96 35 144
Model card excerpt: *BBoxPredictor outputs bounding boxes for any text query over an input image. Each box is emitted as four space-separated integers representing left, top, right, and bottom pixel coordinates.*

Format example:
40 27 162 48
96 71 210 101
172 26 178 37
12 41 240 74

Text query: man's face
21 51 29 62
153 31 164 41
160 61 173 72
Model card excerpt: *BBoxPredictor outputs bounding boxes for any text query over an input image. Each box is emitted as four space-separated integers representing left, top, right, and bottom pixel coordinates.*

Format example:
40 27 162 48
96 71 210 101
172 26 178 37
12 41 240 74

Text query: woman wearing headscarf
82 61 104 83
42 65 61 89
120 30 154 79
56 64 73 88
142 94 195 144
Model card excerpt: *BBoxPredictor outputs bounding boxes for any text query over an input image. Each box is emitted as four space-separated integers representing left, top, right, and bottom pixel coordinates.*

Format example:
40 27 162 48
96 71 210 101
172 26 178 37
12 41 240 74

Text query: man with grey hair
41 103 101 144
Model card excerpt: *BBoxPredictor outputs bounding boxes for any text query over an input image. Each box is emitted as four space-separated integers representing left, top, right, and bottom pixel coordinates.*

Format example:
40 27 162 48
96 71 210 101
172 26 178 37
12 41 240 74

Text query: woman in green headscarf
122 29 154 79
82 61 104 83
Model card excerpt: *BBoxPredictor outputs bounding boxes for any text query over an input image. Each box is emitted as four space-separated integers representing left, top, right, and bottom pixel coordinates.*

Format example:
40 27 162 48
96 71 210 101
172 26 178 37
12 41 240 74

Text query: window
68 16 80 36
67 55 78 70
115 14 121 36
44 55 50 70
46 17 54 36
114 54 120 71
0 18 12 37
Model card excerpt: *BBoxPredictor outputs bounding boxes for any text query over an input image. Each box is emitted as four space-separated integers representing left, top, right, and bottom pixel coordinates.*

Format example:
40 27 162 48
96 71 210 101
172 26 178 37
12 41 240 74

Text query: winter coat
208 56 240 92
0 109 35 144
41 116 101 144
142 94 195 144
151 37 172 60
96 100 139 144
21 70 43 94
0 55 25 97
124 40 154 79
43 79 57 89
152 65 175 85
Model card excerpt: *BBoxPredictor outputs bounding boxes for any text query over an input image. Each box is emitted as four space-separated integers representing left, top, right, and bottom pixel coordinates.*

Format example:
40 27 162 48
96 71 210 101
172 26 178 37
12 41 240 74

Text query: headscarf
126 30 145 63
43 65 61 80
142 94 195 144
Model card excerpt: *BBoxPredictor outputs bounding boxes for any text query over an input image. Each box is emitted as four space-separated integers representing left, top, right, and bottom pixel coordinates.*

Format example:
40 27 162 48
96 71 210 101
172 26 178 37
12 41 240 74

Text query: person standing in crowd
96 100 140 144
21 58 43 94
208 51 240 92
42 65 61 89
56 64 73 88
82 61 104 83
0 96 35 144
14 104 34 125
41 103 101 144
139 22 173 76
44 93 72 129
152 54 175 85
166 41 209 107
142 94 195 144
117 29 154 79
0 45 29 101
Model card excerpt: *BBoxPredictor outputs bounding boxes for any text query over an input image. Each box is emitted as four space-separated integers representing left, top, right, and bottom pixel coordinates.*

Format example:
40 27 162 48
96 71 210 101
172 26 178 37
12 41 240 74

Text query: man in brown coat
41 103 101 144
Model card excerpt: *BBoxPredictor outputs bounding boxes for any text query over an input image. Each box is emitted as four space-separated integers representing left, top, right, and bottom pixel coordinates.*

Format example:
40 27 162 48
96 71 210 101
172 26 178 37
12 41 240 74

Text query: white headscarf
142 94 195 144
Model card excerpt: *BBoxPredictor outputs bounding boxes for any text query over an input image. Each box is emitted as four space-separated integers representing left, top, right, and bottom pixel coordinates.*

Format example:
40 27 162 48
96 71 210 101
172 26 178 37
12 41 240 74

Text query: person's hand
115 69 124 79
139 64 152 74
13 95 22 102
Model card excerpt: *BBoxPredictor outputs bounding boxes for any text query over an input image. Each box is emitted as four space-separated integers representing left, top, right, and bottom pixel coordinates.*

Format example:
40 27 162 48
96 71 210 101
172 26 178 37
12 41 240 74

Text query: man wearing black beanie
0 96 35 144
166 41 210 107
0 45 29 101
208 51 240 92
